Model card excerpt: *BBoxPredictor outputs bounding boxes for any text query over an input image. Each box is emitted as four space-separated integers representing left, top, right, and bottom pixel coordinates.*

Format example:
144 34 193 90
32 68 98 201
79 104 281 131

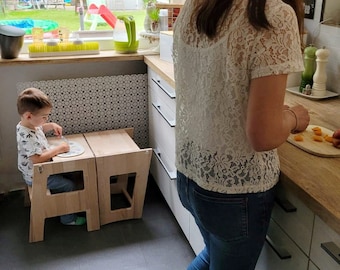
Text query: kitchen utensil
287 125 340 157
113 15 139 53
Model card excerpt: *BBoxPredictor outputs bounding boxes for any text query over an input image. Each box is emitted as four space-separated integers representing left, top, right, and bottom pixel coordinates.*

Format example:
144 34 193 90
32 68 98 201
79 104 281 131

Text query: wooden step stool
28 134 100 242
84 128 152 225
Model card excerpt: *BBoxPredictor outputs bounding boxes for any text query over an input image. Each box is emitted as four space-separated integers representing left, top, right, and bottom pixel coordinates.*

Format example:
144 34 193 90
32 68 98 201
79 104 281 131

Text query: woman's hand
285 104 310 133
333 129 340 148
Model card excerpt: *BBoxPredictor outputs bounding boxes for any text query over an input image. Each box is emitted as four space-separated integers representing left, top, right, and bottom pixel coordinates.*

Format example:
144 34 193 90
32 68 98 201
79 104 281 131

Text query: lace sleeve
250 4 304 79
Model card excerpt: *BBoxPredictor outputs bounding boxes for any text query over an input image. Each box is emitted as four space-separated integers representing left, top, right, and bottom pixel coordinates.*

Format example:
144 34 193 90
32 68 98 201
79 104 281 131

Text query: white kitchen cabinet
147 66 204 254
256 218 309 270
310 215 340 270
255 181 315 270
271 182 314 255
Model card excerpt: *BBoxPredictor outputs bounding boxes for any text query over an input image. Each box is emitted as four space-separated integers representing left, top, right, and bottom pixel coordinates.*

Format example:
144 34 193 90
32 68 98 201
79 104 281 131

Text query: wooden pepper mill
312 47 330 97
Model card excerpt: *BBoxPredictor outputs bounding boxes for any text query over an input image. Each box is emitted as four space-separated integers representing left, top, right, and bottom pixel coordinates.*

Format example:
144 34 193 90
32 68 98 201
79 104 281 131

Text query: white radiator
17 74 149 148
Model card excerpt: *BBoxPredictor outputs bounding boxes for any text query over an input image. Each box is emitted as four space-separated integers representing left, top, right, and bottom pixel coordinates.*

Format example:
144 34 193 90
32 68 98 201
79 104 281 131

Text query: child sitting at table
16 87 86 226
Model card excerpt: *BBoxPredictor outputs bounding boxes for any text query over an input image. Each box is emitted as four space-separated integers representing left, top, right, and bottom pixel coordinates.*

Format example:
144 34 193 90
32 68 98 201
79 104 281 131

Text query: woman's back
173 0 303 194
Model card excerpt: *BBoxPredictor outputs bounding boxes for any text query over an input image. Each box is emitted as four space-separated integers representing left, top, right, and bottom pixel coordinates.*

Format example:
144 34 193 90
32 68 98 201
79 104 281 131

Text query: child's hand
52 123 63 137
56 142 70 154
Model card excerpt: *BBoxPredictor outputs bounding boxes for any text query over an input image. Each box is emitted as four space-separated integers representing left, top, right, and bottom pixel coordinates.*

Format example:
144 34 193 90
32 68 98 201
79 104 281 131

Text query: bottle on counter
299 44 317 92
159 9 168 31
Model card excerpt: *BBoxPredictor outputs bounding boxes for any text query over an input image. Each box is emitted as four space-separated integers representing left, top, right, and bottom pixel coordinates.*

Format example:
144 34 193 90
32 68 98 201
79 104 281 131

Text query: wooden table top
83 128 140 157
48 133 94 162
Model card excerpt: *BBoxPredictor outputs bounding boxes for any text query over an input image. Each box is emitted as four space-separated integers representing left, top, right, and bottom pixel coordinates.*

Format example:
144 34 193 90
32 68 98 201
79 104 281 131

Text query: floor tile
0 179 195 269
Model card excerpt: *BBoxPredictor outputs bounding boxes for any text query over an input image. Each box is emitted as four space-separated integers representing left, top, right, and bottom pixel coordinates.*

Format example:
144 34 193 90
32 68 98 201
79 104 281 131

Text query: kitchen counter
144 55 340 236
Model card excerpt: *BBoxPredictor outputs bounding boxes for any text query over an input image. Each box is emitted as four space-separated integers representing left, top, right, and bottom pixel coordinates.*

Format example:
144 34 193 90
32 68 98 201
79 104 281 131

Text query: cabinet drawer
148 67 176 100
148 68 176 120
271 181 314 255
150 154 173 206
149 102 176 171
150 154 190 240
169 178 190 240
149 85 176 126
256 219 309 270
310 215 340 270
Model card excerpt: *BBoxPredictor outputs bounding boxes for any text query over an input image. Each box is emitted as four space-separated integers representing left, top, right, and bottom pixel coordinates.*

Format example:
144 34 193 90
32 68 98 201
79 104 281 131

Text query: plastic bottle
159 9 168 31
299 44 317 92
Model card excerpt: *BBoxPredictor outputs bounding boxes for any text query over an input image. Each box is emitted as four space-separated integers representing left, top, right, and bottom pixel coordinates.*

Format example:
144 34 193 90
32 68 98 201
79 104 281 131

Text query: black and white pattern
17 74 149 148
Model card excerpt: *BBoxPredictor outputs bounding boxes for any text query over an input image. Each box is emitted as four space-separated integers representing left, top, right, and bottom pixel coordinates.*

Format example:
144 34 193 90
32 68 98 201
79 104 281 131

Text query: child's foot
64 216 86 226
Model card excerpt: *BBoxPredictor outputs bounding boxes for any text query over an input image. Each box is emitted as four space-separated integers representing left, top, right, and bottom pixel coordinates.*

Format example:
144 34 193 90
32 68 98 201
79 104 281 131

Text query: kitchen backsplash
16 74 149 148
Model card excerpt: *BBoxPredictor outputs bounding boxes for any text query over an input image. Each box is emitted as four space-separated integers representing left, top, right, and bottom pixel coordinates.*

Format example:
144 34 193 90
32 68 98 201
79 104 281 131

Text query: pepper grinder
312 47 330 97
299 44 317 93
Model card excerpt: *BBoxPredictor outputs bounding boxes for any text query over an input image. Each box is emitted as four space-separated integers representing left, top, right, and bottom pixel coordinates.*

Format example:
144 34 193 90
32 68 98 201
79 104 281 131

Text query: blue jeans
47 174 76 224
177 171 276 270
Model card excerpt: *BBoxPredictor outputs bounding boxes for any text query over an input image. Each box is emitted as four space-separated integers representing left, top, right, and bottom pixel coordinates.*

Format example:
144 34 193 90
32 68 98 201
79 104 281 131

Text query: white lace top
173 0 304 194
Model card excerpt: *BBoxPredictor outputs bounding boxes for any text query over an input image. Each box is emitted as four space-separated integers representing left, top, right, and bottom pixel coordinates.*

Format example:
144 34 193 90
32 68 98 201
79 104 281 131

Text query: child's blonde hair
17 88 52 115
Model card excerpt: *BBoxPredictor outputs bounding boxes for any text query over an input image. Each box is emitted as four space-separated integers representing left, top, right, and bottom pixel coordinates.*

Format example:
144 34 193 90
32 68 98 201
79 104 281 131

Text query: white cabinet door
255 219 309 270
169 178 190 240
271 182 314 255
148 66 191 241
310 216 340 270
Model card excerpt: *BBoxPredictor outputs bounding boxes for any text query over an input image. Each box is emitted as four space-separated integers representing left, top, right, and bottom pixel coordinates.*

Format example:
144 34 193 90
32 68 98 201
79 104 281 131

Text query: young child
16 87 86 226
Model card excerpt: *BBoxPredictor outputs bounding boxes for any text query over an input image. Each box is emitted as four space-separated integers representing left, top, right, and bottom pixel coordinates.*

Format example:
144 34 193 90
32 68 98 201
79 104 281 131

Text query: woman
173 0 310 269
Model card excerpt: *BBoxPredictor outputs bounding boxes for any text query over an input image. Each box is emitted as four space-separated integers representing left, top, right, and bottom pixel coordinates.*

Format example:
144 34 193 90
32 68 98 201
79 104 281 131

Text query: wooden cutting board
287 125 340 157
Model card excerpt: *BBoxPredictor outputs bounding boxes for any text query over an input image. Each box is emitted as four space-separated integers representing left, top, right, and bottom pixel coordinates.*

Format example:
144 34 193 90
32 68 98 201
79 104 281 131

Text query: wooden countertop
144 55 175 88
0 50 157 66
144 55 340 235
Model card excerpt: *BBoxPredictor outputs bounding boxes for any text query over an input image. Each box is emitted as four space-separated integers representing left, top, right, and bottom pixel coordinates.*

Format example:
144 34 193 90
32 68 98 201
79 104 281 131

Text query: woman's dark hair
193 0 304 39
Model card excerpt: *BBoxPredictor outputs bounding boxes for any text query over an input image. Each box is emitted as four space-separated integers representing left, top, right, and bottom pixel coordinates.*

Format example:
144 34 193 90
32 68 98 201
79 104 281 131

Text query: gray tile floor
0 178 195 270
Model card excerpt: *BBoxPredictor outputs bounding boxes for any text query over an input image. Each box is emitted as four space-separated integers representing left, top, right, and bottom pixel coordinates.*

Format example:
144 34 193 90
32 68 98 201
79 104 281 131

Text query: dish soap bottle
299 44 317 92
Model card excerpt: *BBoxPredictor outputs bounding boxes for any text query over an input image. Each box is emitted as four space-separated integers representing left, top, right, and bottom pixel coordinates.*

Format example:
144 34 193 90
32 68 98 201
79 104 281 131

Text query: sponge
28 41 100 57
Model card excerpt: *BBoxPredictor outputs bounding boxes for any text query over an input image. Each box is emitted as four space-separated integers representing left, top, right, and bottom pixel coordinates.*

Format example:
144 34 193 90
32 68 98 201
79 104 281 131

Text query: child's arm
42 122 63 137
29 142 70 164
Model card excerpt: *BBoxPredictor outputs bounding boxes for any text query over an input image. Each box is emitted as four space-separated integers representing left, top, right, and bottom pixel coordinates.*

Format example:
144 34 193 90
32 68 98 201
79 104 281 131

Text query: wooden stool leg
82 160 100 232
29 205 45 243
131 169 149 219
24 186 31 207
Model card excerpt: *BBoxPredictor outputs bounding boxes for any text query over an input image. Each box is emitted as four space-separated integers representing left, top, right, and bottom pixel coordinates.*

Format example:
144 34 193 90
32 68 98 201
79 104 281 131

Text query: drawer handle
152 102 176 127
153 149 177 180
321 242 340 264
152 78 176 99
275 197 297 213
265 235 292 260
